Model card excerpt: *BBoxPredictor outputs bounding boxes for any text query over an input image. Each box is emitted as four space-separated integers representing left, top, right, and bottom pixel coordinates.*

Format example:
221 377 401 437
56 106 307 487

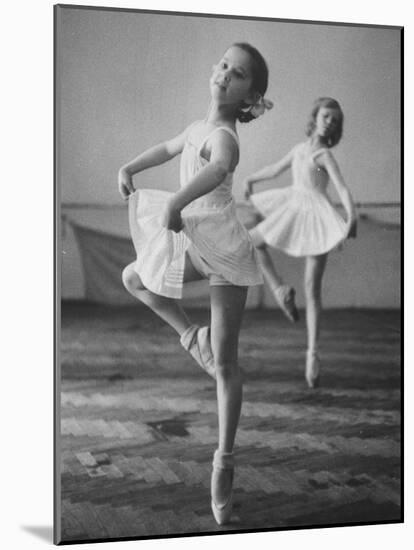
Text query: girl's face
210 46 258 109
315 107 341 139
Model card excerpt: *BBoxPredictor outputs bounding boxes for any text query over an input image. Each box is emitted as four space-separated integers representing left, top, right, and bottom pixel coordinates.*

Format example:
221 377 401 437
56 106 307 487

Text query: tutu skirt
128 189 263 299
251 186 347 257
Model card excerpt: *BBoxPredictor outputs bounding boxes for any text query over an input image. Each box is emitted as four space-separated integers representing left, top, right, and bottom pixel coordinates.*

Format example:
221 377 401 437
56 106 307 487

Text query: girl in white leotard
245 97 357 388
118 42 273 525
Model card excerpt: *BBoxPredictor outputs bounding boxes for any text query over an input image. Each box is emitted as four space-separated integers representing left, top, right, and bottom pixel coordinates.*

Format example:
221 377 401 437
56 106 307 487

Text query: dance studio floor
58 304 401 543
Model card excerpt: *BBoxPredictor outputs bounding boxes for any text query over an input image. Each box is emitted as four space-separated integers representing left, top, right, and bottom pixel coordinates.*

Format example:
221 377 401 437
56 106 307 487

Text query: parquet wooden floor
58 304 401 543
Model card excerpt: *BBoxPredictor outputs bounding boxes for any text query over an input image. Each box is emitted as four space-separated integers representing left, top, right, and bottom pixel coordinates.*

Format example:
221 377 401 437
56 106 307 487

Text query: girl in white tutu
118 43 273 524
244 97 357 388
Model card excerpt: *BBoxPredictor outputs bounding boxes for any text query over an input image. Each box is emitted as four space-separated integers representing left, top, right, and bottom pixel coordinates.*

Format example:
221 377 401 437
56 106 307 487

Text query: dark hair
230 42 269 124
305 97 344 147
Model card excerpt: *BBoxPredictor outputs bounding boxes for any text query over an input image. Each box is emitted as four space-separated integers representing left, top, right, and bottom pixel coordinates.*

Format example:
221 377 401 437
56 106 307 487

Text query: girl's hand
346 218 358 239
118 168 135 200
243 179 253 201
161 201 183 233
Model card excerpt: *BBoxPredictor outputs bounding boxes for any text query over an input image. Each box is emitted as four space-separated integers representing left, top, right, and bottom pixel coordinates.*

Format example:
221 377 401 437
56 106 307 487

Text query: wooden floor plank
57 304 401 542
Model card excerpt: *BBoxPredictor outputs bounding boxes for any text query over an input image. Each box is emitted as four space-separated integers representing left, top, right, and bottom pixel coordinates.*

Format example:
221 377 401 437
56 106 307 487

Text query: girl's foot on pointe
211 449 234 525
305 349 321 388
180 325 216 379
273 285 299 323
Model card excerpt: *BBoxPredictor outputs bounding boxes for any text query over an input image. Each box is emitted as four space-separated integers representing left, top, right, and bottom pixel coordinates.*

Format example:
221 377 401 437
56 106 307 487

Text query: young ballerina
118 43 273 525
244 97 357 388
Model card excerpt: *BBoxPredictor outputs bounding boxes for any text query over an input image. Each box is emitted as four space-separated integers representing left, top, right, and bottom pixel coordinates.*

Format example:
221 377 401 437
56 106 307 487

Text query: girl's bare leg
209 284 247 504
250 227 299 322
304 253 328 352
122 255 202 336
250 227 285 289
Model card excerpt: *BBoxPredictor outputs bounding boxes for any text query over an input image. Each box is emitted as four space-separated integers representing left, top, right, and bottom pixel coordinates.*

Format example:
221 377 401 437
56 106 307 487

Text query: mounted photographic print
54 4 402 545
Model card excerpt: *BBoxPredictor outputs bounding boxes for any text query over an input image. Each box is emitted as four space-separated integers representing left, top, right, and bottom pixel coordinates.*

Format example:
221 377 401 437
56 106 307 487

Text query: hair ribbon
249 96 274 118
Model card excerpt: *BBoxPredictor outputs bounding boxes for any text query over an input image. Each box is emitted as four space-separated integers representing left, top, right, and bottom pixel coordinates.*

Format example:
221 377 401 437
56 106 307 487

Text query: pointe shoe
305 349 321 388
273 285 299 323
180 325 216 379
211 449 234 525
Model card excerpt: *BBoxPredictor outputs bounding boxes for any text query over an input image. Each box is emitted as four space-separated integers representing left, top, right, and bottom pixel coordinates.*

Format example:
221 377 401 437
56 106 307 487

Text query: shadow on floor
21 525 53 543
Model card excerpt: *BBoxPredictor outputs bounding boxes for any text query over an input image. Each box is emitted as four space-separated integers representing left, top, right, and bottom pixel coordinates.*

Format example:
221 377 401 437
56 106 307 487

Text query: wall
56 7 401 307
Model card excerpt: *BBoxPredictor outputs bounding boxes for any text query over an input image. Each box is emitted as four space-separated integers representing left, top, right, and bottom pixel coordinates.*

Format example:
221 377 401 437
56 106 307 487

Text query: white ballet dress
128 121 263 299
251 142 348 257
